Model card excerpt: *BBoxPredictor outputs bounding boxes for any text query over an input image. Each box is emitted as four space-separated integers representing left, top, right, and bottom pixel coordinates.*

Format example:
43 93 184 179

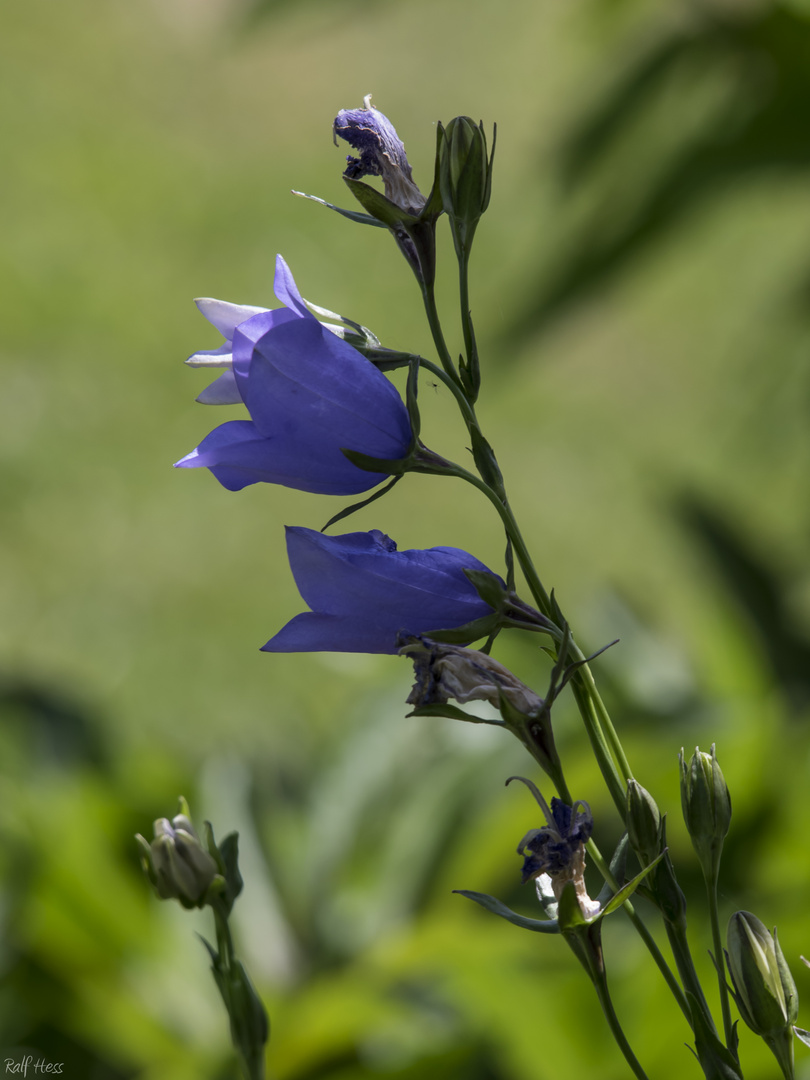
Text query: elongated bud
438 116 495 259
626 780 661 867
726 912 798 1077
679 744 731 882
136 797 219 909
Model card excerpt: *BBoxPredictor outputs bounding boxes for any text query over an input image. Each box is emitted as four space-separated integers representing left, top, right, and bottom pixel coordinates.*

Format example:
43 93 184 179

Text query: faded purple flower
401 638 544 716
175 256 412 494
509 776 599 918
262 527 504 654
334 95 425 213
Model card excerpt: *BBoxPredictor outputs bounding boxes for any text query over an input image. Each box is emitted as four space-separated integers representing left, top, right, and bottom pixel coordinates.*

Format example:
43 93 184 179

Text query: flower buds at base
136 798 219 909
679 744 731 883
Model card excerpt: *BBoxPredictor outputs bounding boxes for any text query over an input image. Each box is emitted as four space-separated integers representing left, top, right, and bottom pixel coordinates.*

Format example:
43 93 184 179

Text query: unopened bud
136 797 219 909
726 911 798 1077
438 116 495 258
626 780 661 867
679 744 731 882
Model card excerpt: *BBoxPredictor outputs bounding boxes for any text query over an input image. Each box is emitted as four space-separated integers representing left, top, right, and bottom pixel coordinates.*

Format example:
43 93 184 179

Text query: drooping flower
262 527 504 654
334 94 426 214
401 638 544 716
175 256 412 494
509 776 599 918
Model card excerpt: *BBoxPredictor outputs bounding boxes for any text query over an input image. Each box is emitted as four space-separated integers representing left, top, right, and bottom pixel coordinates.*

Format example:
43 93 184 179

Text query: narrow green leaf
407 703 502 725
454 889 561 934
292 189 386 227
321 476 402 532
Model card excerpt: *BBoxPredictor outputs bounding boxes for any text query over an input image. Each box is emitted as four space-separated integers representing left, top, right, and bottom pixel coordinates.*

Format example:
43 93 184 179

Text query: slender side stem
421 281 462 387
458 253 479 395
584 841 692 1026
213 902 235 968
572 660 634 788
664 920 717 1038
588 962 652 1080
570 681 628 818
459 255 473 364
211 902 267 1080
420 357 477 427
707 876 735 1049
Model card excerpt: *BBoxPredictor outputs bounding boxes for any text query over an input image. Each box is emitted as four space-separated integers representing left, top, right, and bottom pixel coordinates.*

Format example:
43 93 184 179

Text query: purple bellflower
262 527 504 654
175 256 412 495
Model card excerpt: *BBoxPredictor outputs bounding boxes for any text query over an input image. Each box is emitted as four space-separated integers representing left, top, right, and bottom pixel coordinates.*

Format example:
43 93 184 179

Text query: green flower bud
626 780 661 867
679 744 731 882
726 912 798 1033
438 116 495 258
136 797 219 909
726 912 798 1078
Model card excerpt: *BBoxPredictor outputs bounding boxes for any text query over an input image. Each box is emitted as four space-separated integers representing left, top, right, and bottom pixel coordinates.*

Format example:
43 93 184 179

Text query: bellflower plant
157 98 810 1080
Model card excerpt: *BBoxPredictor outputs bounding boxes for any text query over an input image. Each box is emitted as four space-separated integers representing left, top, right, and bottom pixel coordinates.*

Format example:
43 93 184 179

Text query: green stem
421 279 462 388
589 961 651 1080
664 919 717 1038
707 874 735 1049
585 841 692 1026
420 357 477 427
459 254 473 364
570 680 628 818
418 245 706 1052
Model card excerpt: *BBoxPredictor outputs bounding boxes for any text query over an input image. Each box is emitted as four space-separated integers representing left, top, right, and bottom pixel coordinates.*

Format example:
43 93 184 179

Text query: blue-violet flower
262 527 504 654
175 255 412 494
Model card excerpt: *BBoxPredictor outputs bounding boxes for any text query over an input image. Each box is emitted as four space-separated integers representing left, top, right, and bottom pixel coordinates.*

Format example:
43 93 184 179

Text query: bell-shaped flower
175 256 412 494
262 526 504 654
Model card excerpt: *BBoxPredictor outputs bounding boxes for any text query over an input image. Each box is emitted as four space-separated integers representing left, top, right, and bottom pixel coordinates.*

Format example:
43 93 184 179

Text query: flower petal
196 370 242 405
195 298 268 339
185 343 233 368
272 254 313 320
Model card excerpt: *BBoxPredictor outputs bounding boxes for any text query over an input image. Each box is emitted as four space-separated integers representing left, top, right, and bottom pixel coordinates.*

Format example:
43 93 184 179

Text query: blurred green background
2 0 810 1076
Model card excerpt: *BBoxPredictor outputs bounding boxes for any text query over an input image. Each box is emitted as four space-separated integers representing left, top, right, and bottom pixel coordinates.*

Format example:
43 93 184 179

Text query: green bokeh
2 0 810 1077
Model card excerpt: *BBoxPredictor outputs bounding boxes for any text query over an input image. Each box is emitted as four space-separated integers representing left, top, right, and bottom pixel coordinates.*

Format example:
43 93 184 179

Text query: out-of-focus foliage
2 0 810 1078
